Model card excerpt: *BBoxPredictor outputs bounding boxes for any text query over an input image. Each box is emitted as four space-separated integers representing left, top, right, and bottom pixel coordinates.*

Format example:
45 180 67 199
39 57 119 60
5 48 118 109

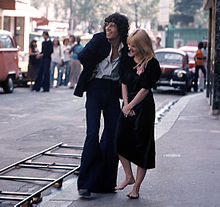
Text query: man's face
42 34 47 40
105 22 120 41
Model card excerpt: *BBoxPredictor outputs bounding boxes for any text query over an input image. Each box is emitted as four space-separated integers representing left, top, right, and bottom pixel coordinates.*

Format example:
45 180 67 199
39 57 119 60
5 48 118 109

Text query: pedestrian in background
74 12 135 198
200 40 208 91
60 38 71 86
69 36 84 89
50 38 62 87
69 35 75 48
194 42 206 92
115 29 161 199
155 36 163 50
27 39 40 88
32 31 53 92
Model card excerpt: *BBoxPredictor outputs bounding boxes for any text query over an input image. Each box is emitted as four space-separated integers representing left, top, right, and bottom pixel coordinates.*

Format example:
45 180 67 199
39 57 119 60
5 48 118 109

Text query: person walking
74 12 135 197
27 39 40 88
32 31 53 92
69 36 84 89
60 38 71 86
194 42 206 92
200 40 208 91
50 38 62 87
115 29 161 199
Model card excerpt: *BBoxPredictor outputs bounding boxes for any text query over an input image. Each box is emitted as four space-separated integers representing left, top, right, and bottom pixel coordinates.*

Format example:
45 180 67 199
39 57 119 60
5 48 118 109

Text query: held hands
36 54 43 59
122 105 135 117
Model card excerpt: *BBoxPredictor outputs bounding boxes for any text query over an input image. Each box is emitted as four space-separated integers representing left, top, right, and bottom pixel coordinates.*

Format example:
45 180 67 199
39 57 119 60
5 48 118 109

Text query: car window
0 35 14 48
156 52 183 65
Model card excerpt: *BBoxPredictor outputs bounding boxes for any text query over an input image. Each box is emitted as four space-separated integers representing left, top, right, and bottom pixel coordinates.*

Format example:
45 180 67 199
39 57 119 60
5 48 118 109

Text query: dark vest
41 40 53 59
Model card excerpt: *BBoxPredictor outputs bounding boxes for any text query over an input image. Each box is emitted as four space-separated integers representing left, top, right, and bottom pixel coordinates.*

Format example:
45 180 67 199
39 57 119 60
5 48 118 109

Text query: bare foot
115 178 135 190
127 190 139 199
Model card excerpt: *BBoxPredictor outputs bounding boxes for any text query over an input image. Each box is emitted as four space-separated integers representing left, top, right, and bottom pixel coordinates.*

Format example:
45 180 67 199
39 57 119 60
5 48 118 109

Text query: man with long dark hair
74 13 135 197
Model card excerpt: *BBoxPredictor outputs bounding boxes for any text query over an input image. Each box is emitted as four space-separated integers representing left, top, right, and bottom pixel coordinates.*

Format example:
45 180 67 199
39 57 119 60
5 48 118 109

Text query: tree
30 0 161 33
170 0 206 27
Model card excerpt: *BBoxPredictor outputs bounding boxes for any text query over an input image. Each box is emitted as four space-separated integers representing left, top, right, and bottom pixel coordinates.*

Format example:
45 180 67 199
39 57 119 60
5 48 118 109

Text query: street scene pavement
0 87 219 207
38 92 220 207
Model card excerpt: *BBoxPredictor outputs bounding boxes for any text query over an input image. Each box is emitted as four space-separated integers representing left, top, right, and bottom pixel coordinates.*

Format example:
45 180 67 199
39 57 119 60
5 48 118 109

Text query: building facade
203 0 220 114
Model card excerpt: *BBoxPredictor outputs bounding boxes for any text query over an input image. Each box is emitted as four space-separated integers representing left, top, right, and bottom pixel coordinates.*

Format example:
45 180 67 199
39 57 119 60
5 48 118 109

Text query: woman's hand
122 105 135 117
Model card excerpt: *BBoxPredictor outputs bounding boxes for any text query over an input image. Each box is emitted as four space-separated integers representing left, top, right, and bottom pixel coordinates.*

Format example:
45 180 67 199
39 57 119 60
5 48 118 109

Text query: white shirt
51 46 61 63
95 42 124 81
61 45 71 62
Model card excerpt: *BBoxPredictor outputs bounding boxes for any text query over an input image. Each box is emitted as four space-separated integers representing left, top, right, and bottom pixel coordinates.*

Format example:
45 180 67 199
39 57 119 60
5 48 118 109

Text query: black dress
117 57 161 169
27 47 40 80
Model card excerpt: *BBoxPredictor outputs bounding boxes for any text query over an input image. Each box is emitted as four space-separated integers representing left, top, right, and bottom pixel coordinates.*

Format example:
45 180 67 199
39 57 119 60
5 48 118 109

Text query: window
156 52 183 65
0 35 14 48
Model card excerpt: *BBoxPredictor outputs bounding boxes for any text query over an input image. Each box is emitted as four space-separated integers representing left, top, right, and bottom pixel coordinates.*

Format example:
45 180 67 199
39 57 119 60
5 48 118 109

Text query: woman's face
33 41 37 47
128 43 140 57
54 39 58 46
64 39 69 46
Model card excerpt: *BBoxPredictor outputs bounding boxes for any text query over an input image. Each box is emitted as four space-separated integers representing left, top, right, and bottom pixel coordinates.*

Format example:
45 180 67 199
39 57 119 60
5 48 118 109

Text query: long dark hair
53 38 60 46
103 12 129 45
29 39 37 52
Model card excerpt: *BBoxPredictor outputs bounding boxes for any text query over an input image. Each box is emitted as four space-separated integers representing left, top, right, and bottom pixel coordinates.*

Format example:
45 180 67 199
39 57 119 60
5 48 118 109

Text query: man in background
32 31 53 92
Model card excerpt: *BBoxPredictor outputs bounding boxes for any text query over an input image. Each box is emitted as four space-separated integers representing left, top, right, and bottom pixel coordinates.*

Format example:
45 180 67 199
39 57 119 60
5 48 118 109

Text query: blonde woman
115 29 161 199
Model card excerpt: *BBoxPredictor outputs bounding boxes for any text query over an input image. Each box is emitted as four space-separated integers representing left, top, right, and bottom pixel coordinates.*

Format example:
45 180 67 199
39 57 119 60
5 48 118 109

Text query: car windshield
156 52 183 65
0 35 14 48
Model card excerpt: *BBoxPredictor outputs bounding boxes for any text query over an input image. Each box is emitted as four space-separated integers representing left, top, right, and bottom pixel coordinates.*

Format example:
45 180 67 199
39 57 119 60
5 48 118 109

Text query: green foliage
170 0 206 27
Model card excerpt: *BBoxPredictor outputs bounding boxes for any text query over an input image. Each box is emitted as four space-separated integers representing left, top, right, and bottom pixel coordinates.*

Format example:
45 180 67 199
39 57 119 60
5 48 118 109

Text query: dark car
155 48 194 95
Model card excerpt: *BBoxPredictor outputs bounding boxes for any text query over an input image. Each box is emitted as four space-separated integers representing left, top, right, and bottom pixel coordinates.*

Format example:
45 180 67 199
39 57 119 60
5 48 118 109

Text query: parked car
0 30 19 93
155 48 194 95
179 46 197 71
179 46 197 91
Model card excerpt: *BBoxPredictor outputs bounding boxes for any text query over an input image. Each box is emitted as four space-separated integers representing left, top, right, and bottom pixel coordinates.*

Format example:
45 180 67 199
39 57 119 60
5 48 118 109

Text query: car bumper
157 79 186 87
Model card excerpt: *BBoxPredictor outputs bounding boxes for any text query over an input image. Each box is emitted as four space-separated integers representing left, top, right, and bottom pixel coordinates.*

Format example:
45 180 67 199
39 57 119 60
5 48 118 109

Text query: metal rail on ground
0 142 82 207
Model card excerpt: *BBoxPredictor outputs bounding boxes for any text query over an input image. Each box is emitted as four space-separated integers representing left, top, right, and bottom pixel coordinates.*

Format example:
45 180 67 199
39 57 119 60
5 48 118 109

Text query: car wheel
3 77 14 93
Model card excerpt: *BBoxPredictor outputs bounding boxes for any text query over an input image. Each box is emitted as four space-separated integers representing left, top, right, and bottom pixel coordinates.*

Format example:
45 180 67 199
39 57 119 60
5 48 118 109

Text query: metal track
0 142 82 207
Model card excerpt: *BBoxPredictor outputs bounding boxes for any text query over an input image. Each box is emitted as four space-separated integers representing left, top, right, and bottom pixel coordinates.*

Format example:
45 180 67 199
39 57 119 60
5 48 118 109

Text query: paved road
0 86 187 206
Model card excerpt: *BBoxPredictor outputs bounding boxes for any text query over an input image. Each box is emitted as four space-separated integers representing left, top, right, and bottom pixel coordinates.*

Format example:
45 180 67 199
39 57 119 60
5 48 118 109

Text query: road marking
163 154 181 158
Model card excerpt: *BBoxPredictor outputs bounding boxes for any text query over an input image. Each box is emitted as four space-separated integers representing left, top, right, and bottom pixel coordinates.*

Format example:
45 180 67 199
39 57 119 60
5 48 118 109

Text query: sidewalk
39 92 220 207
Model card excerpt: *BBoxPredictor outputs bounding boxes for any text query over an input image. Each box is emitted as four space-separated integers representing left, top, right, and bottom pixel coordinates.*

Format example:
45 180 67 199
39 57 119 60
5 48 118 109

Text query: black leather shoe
78 189 91 198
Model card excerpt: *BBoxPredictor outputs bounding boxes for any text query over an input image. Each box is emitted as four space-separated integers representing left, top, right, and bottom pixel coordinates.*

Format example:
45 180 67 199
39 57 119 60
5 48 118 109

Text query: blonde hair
127 29 155 69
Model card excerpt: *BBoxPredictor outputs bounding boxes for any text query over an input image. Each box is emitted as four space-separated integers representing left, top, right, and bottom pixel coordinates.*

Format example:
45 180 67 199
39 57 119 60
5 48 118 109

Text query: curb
155 93 201 140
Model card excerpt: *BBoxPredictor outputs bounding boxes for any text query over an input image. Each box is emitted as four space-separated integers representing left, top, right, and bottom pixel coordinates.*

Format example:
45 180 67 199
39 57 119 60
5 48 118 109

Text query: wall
166 27 208 48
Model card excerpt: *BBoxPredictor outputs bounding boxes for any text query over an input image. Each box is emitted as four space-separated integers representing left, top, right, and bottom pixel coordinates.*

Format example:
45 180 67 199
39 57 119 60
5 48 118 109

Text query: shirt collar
118 42 124 52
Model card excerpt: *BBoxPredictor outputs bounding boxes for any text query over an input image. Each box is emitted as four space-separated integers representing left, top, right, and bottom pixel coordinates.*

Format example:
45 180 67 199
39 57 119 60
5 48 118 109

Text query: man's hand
36 54 43 59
